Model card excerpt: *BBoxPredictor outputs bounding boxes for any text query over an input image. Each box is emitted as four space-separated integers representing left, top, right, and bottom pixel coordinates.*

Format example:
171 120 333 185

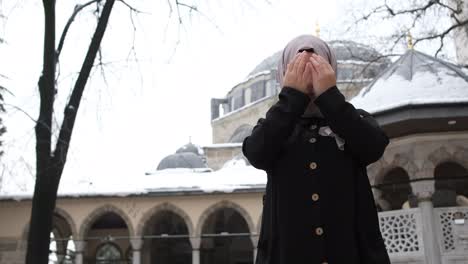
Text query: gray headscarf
276 35 338 118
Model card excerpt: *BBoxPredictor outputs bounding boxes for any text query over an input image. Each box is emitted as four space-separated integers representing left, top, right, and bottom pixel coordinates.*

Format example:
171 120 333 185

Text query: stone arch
228 124 254 143
423 146 453 176
423 146 468 176
453 146 468 170
54 207 78 238
136 202 194 236
379 167 413 210
19 207 77 251
20 207 77 239
257 213 262 234
374 152 417 185
78 204 135 239
195 200 255 237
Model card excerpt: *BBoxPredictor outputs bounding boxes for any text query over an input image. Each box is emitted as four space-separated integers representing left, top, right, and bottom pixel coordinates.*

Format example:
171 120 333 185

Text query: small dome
176 142 204 156
157 152 207 171
229 125 254 143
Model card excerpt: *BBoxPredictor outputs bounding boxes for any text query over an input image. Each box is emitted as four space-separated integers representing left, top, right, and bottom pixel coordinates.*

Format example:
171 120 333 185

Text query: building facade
1 41 468 264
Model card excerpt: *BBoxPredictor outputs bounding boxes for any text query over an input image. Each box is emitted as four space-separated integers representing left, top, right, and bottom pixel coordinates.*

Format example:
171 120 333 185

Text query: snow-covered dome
157 152 207 171
229 125 254 143
350 49 468 114
246 40 390 81
247 51 282 78
176 142 204 156
330 40 384 63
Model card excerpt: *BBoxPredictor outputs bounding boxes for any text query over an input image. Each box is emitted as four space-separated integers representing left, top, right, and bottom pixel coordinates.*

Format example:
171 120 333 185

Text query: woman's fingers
309 55 321 74
289 53 301 72
312 53 335 74
296 52 308 76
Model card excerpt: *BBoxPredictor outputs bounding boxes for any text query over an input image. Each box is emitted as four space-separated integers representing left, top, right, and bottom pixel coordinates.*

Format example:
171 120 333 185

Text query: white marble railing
434 206 468 254
377 208 425 258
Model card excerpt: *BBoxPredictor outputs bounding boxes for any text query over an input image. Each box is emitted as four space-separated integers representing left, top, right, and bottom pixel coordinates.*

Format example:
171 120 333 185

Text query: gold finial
315 20 320 38
407 31 414 49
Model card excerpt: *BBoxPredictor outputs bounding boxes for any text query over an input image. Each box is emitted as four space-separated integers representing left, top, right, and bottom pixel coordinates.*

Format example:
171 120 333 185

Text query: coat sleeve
314 86 389 166
242 87 310 171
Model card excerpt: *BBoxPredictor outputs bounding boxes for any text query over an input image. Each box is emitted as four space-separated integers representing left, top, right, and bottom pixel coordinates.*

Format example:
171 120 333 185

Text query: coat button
310 124 317 130
312 193 320 201
308 137 317 143
315 227 324 236
309 162 317 170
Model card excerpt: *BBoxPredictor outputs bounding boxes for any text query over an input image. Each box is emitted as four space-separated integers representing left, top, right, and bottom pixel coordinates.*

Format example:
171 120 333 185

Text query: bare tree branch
56 0 100 61
53 0 115 169
349 0 467 58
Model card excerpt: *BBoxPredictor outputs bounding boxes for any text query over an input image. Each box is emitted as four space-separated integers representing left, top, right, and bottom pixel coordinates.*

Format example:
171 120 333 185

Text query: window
265 80 277 97
244 88 252 105
95 242 123 264
250 81 265 102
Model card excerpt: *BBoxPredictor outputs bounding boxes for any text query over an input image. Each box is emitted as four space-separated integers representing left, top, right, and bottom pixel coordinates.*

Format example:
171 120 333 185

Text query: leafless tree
26 1 204 263
347 0 467 61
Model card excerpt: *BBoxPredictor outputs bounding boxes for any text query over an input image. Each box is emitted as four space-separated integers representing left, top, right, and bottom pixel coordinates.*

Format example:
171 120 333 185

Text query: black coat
242 86 391 264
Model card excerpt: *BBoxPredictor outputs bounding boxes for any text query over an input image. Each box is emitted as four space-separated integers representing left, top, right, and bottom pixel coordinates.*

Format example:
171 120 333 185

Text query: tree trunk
26 0 57 263
452 0 468 65
26 1 115 263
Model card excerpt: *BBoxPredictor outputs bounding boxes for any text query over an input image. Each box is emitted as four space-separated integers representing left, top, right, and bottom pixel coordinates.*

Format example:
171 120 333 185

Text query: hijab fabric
276 35 338 118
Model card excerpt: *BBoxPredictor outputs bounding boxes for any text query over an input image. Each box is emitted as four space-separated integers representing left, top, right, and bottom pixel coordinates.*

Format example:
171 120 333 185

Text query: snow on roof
0 165 267 201
350 49 468 114
203 142 243 149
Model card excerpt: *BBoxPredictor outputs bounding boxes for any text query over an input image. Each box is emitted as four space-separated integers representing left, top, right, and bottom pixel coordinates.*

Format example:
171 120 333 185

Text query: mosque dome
157 152 207 171
246 39 390 82
176 142 204 156
350 49 468 114
247 51 282 78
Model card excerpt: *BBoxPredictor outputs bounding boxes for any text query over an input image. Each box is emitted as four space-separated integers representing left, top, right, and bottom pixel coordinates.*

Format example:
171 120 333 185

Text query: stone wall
203 145 243 171
0 191 264 262
0 239 23 264
211 96 277 144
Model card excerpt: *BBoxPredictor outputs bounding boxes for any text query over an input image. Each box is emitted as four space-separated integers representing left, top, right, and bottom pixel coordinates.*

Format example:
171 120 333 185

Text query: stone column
130 237 143 264
251 235 259 263
411 180 441 264
73 240 86 264
190 237 201 264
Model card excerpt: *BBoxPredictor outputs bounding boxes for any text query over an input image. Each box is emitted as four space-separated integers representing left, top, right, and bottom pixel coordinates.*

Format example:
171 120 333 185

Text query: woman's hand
309 53 337 98
283 51 313 95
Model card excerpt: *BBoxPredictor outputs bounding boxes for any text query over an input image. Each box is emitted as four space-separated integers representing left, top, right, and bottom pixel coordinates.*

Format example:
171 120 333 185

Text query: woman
242 35 391 264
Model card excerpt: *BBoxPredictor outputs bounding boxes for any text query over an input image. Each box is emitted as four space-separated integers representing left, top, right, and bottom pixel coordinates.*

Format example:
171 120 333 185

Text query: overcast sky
0 0 457 194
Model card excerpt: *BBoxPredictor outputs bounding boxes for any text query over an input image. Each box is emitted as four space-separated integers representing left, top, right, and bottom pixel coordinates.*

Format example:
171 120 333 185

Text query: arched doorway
49 212 76 263
380 167 413 210
200 208 253 264
434 161 468 206
141 210 192 264
84 211 131 264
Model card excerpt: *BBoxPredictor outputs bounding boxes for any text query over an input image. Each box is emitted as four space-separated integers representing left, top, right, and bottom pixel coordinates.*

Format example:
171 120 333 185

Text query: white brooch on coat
318 126 345 150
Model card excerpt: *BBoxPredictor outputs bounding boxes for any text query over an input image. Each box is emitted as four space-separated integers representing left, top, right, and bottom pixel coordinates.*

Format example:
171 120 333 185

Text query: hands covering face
283 51 337 99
